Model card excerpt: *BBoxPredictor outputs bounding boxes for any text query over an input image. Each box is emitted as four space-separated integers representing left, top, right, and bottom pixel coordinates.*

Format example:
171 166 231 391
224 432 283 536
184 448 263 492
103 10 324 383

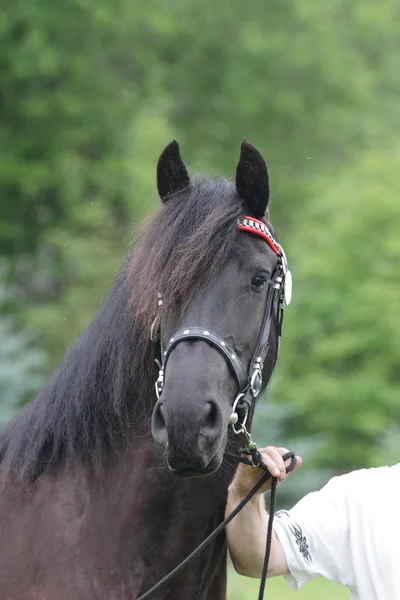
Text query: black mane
0 177 244 483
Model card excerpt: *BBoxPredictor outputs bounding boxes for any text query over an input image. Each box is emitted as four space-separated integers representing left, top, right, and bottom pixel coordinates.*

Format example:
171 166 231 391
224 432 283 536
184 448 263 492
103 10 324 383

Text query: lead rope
230 448 296 600
136 448 297 600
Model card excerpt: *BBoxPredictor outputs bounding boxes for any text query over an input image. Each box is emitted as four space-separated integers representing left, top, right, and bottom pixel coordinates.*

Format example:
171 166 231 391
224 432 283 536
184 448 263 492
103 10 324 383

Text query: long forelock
128 176 243 333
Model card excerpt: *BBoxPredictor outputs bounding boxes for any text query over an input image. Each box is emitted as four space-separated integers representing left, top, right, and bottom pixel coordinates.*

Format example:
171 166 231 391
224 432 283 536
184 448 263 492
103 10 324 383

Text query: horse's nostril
200 401 222 437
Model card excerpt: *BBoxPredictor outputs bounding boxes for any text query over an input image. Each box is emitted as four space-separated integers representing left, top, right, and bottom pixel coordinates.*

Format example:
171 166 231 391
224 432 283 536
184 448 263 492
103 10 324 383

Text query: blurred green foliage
274 147 400 472
0 269 45 422
228 566 348 599
1 0 400 501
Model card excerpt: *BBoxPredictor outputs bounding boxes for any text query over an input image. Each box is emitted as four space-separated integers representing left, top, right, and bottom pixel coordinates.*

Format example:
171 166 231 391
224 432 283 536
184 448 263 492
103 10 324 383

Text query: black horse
0 140 289 599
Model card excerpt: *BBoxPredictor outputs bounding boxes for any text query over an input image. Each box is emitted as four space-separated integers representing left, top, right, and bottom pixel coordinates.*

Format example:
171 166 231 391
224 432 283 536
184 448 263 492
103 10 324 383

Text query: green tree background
1 0 400 551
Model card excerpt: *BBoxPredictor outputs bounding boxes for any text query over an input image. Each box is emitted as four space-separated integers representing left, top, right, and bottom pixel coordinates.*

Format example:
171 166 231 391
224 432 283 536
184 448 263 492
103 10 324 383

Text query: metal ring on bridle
230 393 248 434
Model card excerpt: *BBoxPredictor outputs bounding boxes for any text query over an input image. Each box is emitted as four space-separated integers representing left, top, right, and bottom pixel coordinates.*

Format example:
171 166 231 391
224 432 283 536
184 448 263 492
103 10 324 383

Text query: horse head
151 140 291 477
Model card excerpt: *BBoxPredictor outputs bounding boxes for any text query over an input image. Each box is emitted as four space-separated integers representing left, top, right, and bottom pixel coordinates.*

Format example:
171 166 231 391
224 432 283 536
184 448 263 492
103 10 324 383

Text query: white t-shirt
273 464 400 599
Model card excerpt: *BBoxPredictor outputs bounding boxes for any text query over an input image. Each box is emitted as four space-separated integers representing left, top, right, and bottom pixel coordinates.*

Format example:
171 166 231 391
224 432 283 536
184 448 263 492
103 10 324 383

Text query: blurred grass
228 568 349 599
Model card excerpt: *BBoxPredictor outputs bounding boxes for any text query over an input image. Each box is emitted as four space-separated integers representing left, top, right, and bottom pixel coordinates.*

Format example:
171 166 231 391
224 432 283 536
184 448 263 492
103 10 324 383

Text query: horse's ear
235 140 270 218
157 140 190 203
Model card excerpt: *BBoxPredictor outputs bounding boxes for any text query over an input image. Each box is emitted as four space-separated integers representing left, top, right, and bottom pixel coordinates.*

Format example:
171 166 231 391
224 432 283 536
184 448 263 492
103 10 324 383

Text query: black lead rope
260 476 277 600
232 450 296 600
137 451 297 600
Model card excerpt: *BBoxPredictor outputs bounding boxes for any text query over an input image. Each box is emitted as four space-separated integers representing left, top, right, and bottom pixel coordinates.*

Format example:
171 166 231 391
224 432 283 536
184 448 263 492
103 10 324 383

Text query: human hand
228 446 302 499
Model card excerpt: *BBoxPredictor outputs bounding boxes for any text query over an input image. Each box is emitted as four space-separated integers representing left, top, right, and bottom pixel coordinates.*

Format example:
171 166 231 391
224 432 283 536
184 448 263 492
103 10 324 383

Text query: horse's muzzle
151 396 226 476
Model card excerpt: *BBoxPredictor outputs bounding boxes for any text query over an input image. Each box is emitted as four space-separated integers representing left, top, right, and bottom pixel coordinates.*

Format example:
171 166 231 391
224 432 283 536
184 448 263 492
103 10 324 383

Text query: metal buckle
250 369 262 397
155 374 164 399
154 359 164 399
155 372 164 399
250 358 263 397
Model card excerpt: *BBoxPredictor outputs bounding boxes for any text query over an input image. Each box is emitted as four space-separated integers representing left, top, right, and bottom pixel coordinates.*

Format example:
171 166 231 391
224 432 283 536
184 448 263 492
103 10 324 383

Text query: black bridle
141 215 294 600
154 215 291 445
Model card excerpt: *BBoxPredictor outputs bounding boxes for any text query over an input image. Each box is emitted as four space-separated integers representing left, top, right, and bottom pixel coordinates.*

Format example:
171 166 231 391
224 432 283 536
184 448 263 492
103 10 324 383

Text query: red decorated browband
237 216 280 255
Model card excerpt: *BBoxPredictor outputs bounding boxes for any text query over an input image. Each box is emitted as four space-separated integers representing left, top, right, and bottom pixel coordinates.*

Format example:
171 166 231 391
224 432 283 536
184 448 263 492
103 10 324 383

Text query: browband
237 216 280 255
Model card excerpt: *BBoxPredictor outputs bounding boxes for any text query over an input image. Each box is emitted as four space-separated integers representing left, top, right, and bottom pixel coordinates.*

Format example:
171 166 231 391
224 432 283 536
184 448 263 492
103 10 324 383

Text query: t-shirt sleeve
273 475 355 590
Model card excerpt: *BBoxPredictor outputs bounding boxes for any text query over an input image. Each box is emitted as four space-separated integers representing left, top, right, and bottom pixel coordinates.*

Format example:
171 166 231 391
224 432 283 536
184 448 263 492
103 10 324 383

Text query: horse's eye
251 274 268 291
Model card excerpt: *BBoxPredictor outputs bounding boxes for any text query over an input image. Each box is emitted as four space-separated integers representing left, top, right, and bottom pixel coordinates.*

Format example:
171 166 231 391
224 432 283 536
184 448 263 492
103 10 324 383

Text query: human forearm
226 485 288 578
226 487 268 577
225 447 302 579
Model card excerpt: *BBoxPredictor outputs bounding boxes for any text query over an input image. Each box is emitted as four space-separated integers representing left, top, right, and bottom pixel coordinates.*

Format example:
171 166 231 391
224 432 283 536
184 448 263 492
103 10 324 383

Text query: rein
142 215 294 600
